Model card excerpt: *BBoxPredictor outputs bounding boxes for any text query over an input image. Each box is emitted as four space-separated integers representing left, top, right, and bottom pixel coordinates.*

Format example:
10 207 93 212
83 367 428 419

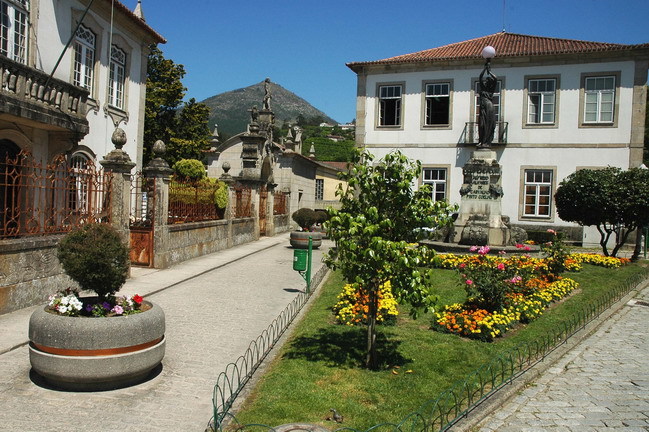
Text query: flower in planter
48 287 145 317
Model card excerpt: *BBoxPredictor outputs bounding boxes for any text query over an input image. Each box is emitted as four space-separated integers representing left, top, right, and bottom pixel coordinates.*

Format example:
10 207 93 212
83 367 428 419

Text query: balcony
459 122 508 145
0 56 89 135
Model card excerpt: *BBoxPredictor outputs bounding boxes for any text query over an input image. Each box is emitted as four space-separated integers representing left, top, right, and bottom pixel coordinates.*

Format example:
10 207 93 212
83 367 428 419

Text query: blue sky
125 0 649 124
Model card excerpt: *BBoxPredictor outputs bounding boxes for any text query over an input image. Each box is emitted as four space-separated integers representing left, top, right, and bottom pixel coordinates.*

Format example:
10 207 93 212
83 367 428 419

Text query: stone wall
0 236 77 315
273 214 291 234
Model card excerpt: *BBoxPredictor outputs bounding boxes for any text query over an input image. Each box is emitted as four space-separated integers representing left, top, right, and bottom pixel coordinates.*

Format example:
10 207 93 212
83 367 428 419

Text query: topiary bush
314 209 328 225
172 159 206 181
292 208 318 231
57 224 130 300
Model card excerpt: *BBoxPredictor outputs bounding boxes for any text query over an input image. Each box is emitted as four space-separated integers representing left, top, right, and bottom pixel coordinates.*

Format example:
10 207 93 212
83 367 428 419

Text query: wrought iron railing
129 172 155 228
0 151 111 239
209 265 330 431
168 178 225 224
235 187 252 218
459 122 508 145
212 267 649 432
273 191 288 215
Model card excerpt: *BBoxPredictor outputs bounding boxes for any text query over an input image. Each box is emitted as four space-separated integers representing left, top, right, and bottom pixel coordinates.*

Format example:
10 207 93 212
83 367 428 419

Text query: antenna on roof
502 0 506 32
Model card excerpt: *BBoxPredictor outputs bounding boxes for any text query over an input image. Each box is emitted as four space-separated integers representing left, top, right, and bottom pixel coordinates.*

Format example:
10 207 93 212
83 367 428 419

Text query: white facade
0 0 164 168
349 33 649 240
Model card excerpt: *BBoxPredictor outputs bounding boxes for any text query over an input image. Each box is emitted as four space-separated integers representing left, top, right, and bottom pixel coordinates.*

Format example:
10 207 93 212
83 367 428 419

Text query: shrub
172 158 206 180
292 208 318 230
314 209 328 225
57 224 129 300
169 177 229 209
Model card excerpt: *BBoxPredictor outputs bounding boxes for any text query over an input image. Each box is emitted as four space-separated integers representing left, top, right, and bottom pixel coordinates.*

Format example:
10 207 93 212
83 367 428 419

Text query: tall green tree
144 46 186 164
166 98 212 166
325 150 455 369
555 167 649 258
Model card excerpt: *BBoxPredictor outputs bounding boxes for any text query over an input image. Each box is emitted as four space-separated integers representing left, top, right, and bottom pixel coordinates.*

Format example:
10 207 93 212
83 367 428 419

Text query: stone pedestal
453 149 511 246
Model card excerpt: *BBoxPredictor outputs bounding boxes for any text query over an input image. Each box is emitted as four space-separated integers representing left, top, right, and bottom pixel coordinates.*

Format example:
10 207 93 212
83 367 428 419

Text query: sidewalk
0 232 331 431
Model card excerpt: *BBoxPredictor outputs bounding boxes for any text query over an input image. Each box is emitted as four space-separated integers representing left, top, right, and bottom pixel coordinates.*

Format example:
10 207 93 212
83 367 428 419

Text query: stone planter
29 301 165 391
289 231 322 249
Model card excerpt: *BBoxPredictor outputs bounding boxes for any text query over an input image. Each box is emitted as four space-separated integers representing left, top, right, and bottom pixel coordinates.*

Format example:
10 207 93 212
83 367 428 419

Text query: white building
347 32 649 242
0 0 165 168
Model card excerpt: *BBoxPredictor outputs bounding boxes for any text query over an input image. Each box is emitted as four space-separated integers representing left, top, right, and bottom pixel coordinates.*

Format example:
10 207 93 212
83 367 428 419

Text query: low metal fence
0 151 111 239
234 187 252 218
211 267 649 432
210 265 329 431
168 178 225 224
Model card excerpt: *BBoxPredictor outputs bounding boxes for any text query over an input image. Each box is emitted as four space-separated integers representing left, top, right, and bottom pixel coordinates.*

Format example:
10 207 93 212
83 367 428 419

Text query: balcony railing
459 122 508 145
0 55 89 133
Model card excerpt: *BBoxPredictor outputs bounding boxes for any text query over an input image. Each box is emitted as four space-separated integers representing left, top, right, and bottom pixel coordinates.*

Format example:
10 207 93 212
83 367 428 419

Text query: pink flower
547 229 556 235
112 305 124 315
510 276 522 283
498 250 507 255
469 246 478 252
478 246 490 256
465 279 473 285
497 263 505 270
515 243 524 249
524 245 531 251
459 263 466 269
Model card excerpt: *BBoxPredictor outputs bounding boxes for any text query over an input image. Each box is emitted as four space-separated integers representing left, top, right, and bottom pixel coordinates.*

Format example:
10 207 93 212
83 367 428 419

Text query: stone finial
144 140 172 177
100 128 134 171
309 144 316 158
220 161 233 183
134 0 145 20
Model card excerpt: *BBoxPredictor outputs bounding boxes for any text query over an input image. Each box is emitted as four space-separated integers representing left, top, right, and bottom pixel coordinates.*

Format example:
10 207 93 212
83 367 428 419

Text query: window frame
72 24 96 93
108 44 126 110
376 82 405 129
578 71 620 128
315 178 324 201
519 167 556 221
1 0 29 64
420 165 450 202
523 75 560 128
421 79 453 129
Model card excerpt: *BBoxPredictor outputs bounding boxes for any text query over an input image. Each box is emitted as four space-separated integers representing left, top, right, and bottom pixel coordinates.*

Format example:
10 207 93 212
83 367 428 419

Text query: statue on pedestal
478 61 497 148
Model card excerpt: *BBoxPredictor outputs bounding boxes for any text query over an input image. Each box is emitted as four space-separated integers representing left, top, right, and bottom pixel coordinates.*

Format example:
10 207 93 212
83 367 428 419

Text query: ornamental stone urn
29 302 165 391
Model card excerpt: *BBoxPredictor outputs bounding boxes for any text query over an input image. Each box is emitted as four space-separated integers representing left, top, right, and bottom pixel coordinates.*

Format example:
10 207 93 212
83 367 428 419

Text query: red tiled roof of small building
347 32 649 68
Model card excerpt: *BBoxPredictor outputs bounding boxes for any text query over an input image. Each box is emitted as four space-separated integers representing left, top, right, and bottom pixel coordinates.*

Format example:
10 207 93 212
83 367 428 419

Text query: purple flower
85 304 93 312
102 302 111 310
112 305 124 315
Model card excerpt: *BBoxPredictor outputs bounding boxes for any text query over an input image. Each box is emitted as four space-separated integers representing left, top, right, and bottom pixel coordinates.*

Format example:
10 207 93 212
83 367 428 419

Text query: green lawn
230 263 648 429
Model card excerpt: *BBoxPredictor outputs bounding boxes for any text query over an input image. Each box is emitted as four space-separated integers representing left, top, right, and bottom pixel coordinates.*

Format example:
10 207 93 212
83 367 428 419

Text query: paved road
475 283 649 432
0 233 330 431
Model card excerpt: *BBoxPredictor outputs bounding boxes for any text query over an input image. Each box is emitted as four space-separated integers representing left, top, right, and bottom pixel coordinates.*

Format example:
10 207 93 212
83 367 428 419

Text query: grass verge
230 262 648 429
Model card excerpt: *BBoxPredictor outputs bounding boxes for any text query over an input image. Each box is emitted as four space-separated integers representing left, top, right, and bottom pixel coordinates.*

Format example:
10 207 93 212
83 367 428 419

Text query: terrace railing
168 178 226 224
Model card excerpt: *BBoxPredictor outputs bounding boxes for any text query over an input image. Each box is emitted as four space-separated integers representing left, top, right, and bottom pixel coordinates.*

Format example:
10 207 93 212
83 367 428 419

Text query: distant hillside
201 81 337 137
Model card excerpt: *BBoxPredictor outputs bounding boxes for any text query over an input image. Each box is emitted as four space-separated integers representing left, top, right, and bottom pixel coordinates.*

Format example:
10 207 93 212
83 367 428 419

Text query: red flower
132 294 144 304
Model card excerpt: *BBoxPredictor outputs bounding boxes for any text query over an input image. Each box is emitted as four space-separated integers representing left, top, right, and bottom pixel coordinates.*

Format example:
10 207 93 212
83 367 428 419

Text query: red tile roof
347 32 649 69
106 0 166 44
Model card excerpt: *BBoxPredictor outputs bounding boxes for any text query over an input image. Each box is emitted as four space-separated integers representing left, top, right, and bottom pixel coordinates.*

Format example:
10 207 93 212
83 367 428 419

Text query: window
425 82 450 126
423 168 447 202
474 80 502 122
315 178 324 201
584 76 615 123
523 169 552 217
527 78 556 124
108 45 126 109
378 84 402 126
1 0 28 64
73 24 95 92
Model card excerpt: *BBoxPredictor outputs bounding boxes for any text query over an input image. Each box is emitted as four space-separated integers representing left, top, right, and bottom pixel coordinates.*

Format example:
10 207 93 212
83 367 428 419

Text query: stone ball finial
111 128 127 150
222 161 231 174
153 140 166 158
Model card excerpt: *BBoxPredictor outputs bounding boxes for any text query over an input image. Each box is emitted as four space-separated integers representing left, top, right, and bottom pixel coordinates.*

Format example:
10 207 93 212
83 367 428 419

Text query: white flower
58 305 68 314
60 296 70 305
69 297 83 311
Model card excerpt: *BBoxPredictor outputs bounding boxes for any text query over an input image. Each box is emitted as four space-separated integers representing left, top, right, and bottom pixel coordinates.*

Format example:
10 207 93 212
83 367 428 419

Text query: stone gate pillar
100 128 135 244
143 140 173 268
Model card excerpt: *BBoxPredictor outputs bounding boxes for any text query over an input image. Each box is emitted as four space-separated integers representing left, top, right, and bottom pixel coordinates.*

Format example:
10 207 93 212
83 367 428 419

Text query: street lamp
481 45 496 60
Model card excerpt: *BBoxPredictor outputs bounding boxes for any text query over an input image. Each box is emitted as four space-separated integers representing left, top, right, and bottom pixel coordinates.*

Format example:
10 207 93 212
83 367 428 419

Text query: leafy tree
325 150 456 369
165 98 212 165
144 46 186 164
555 167 649 258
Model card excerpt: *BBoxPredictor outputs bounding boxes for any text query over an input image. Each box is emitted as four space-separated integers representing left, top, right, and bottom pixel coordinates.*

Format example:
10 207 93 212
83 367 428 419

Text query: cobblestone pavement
0 234 330 431
475 283 649 432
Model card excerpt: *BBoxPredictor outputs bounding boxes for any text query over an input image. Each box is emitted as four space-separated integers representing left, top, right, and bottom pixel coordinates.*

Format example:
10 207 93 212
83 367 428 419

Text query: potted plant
28 224 165 391
289 208 322 249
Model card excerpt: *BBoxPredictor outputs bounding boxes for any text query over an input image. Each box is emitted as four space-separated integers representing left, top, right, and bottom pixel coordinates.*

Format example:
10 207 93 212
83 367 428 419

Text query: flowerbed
48 288 145 317
333 281 398 325
431 238 629 341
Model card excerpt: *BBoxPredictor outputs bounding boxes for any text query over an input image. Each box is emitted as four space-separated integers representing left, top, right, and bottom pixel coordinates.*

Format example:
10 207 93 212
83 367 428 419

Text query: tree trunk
365 287 379 369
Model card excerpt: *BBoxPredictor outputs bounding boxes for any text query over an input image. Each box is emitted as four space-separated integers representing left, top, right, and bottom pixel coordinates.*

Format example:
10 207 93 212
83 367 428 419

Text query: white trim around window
108 44 126 109
523 75 560 127
1 0 29 64
519 167 556 220
579 71 620 128
420 165 450 202
73 24 95 93
422 80 452 129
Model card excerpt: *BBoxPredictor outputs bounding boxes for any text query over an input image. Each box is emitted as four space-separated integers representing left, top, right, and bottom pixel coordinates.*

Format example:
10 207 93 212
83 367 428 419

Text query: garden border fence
211 267 649 432
209 264 330 431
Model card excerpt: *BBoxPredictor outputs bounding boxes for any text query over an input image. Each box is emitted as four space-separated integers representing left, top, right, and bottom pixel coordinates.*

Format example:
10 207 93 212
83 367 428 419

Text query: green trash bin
293 249 307 271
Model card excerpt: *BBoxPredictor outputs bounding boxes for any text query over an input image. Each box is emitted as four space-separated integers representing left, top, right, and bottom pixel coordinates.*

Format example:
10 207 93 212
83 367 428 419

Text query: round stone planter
289 231 322 249
29 301 165 391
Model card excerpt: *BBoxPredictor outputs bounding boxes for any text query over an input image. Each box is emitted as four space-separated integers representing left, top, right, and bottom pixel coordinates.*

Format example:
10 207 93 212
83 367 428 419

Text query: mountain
201 81 337 138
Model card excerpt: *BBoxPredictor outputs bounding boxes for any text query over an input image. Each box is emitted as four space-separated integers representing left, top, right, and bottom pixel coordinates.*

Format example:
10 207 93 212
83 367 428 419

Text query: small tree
325 150 455 369
57 224 130 300
291 208 318 231
555 167 649 257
